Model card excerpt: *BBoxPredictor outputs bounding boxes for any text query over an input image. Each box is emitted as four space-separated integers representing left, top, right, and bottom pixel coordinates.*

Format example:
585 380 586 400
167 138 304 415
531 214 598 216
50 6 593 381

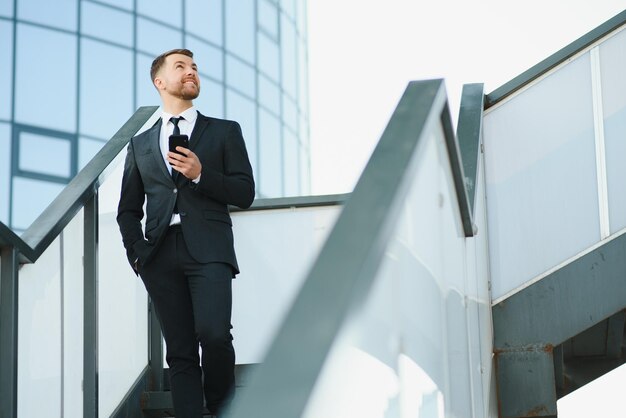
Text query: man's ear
154 77 164 91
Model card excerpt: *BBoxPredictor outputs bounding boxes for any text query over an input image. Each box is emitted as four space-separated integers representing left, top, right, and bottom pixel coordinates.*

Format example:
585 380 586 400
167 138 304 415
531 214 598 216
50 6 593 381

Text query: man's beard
180 85 200 100
175 81 200 100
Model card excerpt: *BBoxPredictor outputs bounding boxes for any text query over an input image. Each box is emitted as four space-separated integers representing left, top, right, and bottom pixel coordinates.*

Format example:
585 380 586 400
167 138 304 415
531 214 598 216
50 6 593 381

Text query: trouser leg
140 229 203 418
186 262 236 413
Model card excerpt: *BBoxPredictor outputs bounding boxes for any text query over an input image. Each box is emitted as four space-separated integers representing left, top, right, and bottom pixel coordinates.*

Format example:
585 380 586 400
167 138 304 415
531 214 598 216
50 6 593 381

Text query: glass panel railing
18 231 65 417
231 203 342 363
156 201 344 370
484 20 626 302
225 80 494 418
61 212 86 417
15 208 86 418
302 124 470 418
484 52 601 301
600 27 626 234
97 145 150 417
0 106 159 418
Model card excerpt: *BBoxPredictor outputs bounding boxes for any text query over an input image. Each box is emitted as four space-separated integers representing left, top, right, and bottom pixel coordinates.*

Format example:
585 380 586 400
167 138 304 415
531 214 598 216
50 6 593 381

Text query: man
117 48 255 418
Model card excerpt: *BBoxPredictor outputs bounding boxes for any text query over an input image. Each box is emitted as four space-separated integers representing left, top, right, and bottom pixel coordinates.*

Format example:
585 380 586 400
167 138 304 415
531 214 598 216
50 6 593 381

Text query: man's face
155 53 200 100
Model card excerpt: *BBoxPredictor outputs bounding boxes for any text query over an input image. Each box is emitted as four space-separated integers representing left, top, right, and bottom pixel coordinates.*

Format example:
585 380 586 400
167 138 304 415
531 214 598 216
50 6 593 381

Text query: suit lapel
147 119 173 182
189 111 209 151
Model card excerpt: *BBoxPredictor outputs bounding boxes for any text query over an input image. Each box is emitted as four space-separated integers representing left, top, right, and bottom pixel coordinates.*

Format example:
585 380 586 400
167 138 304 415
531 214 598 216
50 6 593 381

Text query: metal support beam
0 246 19 418
493 232 626 348
495 344 557 418
84 191 99 418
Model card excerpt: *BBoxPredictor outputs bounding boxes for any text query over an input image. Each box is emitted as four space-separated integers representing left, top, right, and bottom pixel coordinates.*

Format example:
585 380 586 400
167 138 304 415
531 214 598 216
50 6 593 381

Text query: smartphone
169 134 189 155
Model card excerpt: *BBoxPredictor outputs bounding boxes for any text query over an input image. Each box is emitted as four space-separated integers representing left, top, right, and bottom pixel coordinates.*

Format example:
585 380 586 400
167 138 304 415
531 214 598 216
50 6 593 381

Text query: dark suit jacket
117 112 255 275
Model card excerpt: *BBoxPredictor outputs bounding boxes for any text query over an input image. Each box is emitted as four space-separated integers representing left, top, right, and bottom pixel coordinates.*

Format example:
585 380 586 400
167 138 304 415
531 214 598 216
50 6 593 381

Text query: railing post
84 190 99 418
0 246 19 418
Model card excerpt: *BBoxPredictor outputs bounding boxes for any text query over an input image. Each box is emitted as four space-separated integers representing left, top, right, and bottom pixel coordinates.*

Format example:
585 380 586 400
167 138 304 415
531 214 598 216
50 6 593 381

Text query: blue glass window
226 89 257 178
259 109 282 197
282 95 297 131
259 32 279 81
0 0 13 17
226 55 255 98
0 21 12 121
138 0 182 27
18 0 77 31
137 17 183 57
281 16 297 96
136 53 160 108
185 36 223 81
0 123 10 224
12 177 65 230
259 0 279 39
283 128 299 196
225 0 254 63
259 75 280 115
299 114 309 147
185 0 222 46
195 76 224 118
15 24 77 132
93 0 133 11
296 0 307 32
19 132 72 178
298 39 308 106
81 2 133 47
80 39 133 139
299 147 310 194
281 0 295 19
79 137 106 170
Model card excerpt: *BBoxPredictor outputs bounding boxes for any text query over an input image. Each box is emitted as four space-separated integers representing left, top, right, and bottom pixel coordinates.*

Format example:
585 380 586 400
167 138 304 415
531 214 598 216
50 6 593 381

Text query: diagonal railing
225 79 482 418
0 106 158 418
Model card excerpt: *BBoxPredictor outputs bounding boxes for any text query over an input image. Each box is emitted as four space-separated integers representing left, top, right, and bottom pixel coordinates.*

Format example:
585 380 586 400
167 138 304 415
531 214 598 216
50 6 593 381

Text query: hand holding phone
169 134 189 155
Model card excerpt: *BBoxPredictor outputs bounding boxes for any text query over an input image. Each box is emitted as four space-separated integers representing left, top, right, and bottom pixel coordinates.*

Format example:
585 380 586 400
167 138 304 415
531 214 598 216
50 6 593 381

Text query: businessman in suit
117 48 255 418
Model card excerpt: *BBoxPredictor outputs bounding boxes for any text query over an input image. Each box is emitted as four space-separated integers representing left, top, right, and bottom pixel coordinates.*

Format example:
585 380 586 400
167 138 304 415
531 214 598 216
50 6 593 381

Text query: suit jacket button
173 188 177 193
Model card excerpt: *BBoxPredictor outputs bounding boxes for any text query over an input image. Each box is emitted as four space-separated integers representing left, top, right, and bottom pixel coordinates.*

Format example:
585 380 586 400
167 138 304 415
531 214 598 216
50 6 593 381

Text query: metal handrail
456 83 485 217
485 10 626 108
0 106 158 263
225 79 473 418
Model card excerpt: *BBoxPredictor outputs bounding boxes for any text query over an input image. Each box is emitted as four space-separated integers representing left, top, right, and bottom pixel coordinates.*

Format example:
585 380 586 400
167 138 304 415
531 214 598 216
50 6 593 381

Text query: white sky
307 2 626 417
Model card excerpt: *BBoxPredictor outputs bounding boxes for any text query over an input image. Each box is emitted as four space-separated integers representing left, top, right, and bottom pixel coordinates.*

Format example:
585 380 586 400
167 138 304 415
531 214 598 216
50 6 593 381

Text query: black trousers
140 225 235 417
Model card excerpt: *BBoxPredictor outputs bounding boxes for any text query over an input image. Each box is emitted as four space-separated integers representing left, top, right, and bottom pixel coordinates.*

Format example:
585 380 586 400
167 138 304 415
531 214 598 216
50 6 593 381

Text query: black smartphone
169 134 189 155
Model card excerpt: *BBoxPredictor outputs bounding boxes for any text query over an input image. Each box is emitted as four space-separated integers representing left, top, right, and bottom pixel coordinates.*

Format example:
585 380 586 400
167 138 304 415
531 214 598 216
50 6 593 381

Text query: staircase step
142 364 258 416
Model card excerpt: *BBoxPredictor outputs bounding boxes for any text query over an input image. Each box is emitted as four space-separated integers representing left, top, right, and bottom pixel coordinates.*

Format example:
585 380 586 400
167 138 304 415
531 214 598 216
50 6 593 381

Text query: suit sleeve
116 140 147 269
193 121 255 208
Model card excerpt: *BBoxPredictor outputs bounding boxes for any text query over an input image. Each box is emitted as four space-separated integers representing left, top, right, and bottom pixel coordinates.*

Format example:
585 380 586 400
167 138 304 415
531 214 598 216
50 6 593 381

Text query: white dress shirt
159 106 199 225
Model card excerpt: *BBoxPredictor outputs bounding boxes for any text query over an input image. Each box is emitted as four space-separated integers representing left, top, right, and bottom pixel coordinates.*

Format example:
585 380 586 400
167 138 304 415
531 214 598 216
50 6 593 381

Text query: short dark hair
150 48 194 82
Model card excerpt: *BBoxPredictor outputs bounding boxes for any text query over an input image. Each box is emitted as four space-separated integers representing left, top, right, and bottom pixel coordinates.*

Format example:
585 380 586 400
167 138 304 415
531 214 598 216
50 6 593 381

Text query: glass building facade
0 0 310 232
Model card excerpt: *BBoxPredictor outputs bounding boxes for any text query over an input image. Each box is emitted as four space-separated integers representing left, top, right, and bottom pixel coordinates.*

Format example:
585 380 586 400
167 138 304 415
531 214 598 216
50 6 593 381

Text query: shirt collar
161 106 197 125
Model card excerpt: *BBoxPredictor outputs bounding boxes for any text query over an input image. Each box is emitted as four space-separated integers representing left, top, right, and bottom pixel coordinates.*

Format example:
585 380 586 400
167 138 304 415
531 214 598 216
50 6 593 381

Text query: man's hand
168 147 202 180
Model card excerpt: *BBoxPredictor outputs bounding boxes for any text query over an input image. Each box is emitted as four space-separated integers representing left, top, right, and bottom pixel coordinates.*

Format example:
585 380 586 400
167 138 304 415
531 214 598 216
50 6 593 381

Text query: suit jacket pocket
203 210 232 226
132 239 153 263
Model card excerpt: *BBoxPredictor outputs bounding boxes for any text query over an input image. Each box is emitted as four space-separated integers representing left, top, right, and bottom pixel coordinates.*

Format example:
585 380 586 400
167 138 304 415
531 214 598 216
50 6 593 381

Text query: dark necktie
169 116 183 214
170 116 182 136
